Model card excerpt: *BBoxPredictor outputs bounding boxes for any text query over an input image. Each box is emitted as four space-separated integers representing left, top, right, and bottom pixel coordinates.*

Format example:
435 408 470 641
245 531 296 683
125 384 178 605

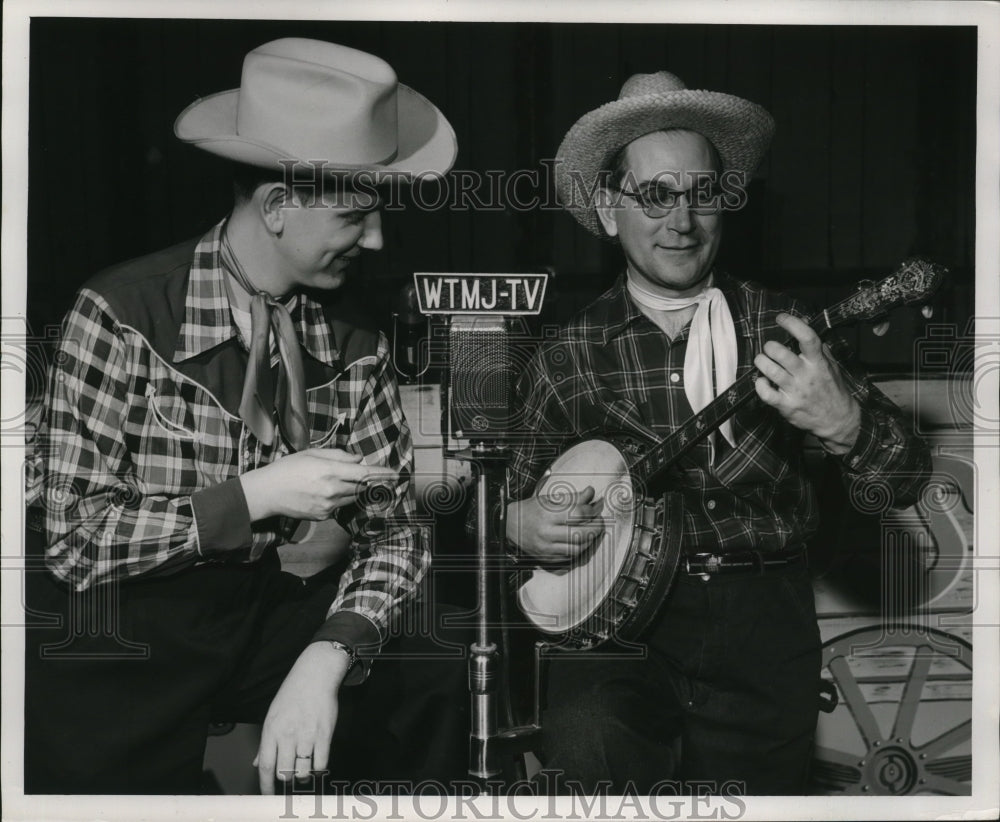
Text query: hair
230 161 366 208
231 161 285 205
603 129 723 189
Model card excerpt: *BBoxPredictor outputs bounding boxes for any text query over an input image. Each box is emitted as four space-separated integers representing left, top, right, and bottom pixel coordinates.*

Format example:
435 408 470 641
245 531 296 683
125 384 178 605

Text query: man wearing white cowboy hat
506 72 930 794
25 38 464 794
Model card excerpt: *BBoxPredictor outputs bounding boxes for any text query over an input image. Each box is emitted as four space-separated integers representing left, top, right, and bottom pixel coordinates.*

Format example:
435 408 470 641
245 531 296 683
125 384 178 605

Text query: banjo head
517 439 636 637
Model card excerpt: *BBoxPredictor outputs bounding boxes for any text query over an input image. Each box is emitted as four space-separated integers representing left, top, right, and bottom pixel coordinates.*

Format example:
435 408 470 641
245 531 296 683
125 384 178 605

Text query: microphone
411 272 550 444
391 282 430 381
448 316 512 441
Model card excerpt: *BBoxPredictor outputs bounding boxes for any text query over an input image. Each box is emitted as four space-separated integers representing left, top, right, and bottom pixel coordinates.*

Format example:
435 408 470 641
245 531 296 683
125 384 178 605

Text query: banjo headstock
827 259 947 328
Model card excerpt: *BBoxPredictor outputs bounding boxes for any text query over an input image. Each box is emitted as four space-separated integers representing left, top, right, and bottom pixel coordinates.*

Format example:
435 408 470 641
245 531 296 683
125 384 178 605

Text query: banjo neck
628 261 945 485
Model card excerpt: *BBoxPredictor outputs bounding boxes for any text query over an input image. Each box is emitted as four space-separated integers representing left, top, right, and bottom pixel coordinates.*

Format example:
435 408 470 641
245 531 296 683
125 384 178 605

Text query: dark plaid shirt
26 221 426 654
509 274 931 554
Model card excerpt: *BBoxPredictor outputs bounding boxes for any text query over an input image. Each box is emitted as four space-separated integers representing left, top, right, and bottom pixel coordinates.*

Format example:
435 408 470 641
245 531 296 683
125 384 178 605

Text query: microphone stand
449 440 542 790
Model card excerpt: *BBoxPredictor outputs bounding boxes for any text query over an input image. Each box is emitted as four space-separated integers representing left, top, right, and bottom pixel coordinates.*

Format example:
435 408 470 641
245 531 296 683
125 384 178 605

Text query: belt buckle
686 552 720 582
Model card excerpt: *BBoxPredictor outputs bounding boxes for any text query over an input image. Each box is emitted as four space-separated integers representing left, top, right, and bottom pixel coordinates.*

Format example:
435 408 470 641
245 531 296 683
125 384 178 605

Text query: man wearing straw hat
25 38 461 794
506 72 930 794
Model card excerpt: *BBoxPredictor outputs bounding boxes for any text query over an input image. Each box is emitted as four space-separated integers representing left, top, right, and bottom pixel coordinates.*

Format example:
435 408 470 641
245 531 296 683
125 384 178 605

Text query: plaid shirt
26 221 426 658
509 274 931 554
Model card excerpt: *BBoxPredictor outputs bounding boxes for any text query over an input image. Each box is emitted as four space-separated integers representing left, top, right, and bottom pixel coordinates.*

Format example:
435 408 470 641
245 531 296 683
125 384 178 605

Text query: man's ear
595 188 620 238
258 183 290 237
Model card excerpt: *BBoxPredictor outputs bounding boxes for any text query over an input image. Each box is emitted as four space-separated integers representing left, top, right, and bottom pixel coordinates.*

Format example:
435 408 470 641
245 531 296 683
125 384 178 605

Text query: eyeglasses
616 182 724 217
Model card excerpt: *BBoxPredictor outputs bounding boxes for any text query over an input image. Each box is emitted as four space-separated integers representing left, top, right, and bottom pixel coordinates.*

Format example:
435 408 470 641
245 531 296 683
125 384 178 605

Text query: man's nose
662 194 693 232
359 211 383 251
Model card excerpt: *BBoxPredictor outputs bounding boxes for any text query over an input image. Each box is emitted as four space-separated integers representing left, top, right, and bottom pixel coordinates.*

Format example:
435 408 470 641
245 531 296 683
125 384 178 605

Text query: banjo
516 260 945 649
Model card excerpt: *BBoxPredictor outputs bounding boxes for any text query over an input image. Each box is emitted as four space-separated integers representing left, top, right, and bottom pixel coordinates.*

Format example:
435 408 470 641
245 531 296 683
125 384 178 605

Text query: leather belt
683 547 806 577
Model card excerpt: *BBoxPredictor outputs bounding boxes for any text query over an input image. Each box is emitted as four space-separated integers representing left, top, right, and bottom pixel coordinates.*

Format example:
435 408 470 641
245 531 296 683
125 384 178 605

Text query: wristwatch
325 640 358 674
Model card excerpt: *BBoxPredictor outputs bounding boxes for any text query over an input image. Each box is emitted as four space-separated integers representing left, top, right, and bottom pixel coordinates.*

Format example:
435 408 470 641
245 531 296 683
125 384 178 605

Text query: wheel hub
863 745 918 795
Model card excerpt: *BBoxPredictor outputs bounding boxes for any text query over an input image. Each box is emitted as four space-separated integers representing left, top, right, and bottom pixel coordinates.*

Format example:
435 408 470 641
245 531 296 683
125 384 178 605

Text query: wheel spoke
918 774 971 795
813 745 864 770
891 645 932 740
811 745 864 792
828 655 884 748
915 719 971 761
926 754 972 782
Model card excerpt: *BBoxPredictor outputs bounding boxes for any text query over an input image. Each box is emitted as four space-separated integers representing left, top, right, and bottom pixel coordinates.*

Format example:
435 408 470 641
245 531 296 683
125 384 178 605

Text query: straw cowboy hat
555 71 774 235
175 38 457 176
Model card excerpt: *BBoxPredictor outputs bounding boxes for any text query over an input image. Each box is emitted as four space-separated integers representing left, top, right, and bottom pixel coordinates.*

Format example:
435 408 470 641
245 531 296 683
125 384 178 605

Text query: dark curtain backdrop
27 19 975 372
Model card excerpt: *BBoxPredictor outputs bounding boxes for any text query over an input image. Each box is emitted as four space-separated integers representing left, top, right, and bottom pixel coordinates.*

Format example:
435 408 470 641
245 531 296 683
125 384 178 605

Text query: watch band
326 640 358 673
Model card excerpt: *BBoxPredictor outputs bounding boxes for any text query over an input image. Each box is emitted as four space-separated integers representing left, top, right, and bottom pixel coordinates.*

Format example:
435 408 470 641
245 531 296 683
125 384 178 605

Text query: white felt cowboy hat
555 71 774 235
175 38 457 176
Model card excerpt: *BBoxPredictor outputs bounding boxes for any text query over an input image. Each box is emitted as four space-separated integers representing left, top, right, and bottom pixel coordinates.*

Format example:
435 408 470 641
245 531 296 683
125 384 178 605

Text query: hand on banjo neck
752 312 862 455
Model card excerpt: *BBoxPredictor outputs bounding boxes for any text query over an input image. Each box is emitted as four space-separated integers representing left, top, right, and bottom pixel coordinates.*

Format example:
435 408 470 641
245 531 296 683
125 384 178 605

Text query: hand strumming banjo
515 260 945 649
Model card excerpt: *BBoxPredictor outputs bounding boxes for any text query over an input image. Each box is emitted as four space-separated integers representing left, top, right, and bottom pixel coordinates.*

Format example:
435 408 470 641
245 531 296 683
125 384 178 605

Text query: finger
256 737 278 795
548 522 606 545
572 499 605 519
754 375 784 407
312 736 331 775
308 448 364 463
762 340 802 374
294 750 313 781
358 467 401 484
275 737 297 787
322 462 398 483
754 353 792 387
571 497 605 518
544 538 600 558
776 313 822 358
566 513 606 527
569 527 607 552
537 487 595 514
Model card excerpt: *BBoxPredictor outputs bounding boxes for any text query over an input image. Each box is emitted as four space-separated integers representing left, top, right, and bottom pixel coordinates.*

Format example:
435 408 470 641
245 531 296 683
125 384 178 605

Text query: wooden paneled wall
27 20 975 369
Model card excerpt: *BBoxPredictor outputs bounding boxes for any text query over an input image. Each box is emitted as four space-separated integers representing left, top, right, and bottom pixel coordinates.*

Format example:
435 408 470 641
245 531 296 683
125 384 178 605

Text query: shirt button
706 499 717 511
670 372 681 383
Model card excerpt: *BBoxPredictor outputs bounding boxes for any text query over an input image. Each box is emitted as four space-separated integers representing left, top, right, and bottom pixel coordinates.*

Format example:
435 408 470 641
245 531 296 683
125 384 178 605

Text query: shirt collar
598 270 738 345
173 219 341 366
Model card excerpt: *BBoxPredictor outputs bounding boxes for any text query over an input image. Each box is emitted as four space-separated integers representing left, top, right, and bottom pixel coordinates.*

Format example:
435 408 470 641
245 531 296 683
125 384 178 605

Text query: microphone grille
448 316 511 439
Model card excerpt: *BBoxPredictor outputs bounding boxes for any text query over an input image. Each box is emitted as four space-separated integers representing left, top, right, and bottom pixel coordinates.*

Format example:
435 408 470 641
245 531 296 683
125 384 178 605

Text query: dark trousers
24 549 468 794
539 562 822 796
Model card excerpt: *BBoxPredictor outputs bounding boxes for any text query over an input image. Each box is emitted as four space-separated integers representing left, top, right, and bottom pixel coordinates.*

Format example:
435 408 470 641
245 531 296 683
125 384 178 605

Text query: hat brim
174 83 457 177
555 90 775 235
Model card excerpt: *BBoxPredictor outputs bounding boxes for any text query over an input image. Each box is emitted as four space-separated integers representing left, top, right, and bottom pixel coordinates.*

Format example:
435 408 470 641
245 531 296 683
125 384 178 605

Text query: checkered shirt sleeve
323 333 430 641
32 290 201 588
833 353 932 510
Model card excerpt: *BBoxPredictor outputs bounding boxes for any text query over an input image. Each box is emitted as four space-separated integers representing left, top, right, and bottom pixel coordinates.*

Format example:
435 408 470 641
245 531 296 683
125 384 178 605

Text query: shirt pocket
133 376 234 494
145 383 197 440
306 376 358 449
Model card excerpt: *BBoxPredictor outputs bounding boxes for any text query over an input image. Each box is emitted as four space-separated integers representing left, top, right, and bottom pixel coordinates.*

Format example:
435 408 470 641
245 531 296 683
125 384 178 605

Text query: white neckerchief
626 269 738 453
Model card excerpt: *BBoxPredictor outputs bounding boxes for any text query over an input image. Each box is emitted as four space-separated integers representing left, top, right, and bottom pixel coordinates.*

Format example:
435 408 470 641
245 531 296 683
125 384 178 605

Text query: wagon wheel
811 625 972 795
